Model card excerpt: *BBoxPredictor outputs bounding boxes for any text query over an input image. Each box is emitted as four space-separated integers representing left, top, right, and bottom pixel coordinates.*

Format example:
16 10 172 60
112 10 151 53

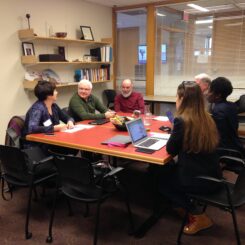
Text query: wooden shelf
21 58 111 65
18 29 111 46
23 80 112 90
19 29 113 90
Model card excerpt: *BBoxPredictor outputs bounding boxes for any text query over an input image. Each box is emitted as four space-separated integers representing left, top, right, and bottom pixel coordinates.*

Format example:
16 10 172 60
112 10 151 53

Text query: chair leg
84 203 89 217
65 197 73 216
33 186 38 201
46 184 59 243
94 202 101 245
230 209 241 245
25 180 34 239
177 210 189 245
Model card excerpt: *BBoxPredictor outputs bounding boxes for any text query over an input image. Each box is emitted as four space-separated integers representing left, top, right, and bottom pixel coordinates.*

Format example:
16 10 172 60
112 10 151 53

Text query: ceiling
84 0 155 8
85 0 245 14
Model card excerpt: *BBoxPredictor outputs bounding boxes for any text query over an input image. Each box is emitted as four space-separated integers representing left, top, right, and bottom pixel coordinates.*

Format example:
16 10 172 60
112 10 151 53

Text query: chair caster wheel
26 232 32 239
46 236 53 243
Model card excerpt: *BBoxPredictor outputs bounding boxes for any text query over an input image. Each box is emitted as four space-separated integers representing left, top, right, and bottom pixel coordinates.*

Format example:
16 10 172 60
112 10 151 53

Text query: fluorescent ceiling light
208 26 213 29
225 22 243 27
195 19 213 24
157 13 165 17
187 3 209 12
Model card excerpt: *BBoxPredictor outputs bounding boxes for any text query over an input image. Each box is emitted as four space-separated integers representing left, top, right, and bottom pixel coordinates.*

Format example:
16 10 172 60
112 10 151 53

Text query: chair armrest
31 156 54 172
35 155 54 165
195 175 224 184
217 147 243 158
103 167 124 178
220 156 245 166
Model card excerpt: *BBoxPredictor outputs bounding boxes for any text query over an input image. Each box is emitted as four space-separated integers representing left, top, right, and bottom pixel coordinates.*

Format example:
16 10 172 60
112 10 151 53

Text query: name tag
43 119 52 127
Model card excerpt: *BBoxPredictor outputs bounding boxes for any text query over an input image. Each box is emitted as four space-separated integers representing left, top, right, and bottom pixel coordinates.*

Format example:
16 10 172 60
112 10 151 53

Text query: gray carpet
0 163 244 245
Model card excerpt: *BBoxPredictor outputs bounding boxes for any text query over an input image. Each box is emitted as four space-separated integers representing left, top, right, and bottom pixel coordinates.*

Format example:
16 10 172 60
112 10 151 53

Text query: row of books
79 65 111 82
90 46 112 62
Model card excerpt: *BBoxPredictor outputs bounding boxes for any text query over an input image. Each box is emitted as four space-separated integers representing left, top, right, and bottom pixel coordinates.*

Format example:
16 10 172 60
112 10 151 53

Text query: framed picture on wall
80 26 94 41
138 45 147 64
22 42 35 56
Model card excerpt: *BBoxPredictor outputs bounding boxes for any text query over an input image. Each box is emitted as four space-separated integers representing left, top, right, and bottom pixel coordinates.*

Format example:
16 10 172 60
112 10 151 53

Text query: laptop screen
166 111 174 124
126 118 147 143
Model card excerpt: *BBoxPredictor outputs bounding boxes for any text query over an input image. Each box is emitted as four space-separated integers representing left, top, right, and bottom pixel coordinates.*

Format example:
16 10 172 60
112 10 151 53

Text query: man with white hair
114 79 145 113
195 73 211 95
69 79 115 122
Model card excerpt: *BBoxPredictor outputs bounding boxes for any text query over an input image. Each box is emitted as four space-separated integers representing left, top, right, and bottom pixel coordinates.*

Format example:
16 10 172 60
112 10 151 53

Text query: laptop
125 118 168 150
166 110 174 124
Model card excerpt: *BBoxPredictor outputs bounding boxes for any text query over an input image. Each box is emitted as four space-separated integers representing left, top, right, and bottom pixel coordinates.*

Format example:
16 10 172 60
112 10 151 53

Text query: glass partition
155 1 245 101
116 8 147 94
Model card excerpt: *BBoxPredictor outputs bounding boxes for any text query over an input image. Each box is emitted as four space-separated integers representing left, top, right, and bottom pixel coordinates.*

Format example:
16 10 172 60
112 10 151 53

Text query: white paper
63 124 94 133
149 132 171 139
153 116 168 121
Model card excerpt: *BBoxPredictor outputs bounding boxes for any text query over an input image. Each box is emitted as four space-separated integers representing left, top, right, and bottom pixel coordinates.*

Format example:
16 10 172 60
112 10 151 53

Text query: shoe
184 213 213 235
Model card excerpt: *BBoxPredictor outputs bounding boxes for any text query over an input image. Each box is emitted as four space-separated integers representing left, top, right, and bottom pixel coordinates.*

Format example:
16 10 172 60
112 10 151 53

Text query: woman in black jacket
159 81 222 235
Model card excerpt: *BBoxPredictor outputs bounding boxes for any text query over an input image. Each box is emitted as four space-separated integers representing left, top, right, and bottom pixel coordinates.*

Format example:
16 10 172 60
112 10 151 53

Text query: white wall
0 0 112 143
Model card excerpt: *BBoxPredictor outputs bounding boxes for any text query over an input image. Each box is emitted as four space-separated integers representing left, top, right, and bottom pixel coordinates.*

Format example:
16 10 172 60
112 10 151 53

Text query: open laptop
125 118 168 150
166 110 174 124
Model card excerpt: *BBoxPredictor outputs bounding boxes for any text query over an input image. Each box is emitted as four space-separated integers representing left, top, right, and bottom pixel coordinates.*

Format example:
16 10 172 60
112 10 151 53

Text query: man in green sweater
69 79 115 122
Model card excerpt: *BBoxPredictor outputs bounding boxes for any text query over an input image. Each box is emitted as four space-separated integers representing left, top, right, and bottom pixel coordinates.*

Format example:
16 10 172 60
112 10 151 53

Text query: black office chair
5 115 26 149
235 94 245 123
177 168 245 245
46 153 134 245
61 107 72 117
217 147 245 174
0 145 57 239
103 89 117 109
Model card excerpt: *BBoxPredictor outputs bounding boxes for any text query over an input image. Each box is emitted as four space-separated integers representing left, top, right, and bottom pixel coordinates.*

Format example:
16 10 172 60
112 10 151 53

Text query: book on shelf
90 47 101 61
90 46 112 62
79 65 110 82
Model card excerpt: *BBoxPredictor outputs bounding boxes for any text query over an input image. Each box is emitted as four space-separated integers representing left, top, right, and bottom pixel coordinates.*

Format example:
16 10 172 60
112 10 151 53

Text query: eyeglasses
181 81 196 90
182 81 196 86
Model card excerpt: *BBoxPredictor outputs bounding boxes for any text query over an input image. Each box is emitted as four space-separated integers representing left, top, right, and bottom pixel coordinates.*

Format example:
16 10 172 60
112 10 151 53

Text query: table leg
134 206 165 238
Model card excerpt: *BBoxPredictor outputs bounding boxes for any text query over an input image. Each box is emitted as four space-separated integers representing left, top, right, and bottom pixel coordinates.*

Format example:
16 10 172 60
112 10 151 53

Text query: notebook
88 118 110 125
101 135 131 147
125 118 168 151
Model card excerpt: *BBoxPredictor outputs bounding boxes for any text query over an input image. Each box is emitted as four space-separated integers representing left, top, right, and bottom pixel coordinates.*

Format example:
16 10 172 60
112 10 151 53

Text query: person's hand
67 121 74 129
54 123 68 132
105 110 116 118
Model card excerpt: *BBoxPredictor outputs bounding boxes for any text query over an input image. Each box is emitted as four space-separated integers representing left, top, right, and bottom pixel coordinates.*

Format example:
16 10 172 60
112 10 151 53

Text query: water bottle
144 104 152 126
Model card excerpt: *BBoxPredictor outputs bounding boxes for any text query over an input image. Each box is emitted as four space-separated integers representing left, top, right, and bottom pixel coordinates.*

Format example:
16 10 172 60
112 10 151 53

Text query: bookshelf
18 29 113 90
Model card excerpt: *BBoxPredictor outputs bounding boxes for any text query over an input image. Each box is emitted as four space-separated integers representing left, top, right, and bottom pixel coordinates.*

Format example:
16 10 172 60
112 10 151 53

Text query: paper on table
63 124 94 133
149 132 171 140
153 116 168 121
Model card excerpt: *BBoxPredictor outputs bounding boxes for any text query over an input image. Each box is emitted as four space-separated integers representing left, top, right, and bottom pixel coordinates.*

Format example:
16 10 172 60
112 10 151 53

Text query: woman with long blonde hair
159 81 222 235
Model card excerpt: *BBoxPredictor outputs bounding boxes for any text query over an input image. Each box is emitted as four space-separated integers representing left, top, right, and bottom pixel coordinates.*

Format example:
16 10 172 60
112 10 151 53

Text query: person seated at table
208 77 245 155
158 81 222 235
23 80 77 158
195 73 211 95
114 79 145 113
68 79 115 122
195 73 211 109
23 80 74 136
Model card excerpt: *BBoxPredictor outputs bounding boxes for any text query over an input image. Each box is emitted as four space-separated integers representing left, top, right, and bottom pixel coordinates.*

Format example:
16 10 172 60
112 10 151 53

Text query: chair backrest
236 94 245 113
0 145 29 181
53 153 103 198
61 107 72 117
103 89 117 108
5 115 25 148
